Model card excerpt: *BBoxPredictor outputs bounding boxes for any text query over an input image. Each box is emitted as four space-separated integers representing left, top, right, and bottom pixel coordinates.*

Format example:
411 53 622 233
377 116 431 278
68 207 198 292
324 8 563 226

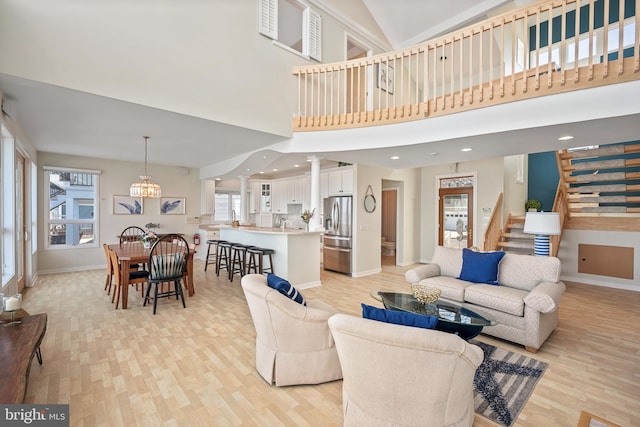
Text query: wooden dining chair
103 243 115 296
119 226 146 243
144 234 189 314
109 248 149 309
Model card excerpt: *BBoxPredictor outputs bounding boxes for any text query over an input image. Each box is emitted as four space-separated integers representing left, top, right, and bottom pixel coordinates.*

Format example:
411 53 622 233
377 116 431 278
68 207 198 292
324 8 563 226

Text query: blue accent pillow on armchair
361 304 438 329
457 248 505 285
267 274 307 306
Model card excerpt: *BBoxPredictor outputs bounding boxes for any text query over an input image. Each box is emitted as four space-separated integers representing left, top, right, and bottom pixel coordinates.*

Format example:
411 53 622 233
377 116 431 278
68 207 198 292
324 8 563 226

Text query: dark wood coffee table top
0 309 47 404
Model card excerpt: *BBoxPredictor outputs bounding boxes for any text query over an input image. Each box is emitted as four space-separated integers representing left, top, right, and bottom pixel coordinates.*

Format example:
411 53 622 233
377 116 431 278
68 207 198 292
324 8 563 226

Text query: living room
1 1 639 425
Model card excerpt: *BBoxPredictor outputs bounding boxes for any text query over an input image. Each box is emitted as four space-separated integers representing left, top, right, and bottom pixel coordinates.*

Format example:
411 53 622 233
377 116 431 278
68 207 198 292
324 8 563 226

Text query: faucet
281 219 292 230
231 210 237 222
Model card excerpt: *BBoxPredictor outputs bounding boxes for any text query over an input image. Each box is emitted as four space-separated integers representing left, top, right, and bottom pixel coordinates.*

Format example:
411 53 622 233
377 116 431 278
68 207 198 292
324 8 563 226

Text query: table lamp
523 212 561 256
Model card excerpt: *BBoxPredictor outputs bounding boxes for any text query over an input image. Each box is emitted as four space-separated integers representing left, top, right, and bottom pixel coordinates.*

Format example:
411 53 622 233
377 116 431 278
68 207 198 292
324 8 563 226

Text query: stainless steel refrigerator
323 195 352 274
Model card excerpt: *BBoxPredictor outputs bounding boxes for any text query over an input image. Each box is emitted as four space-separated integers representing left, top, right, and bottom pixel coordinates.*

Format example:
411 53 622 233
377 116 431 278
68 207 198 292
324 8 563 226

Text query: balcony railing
292 0 639 131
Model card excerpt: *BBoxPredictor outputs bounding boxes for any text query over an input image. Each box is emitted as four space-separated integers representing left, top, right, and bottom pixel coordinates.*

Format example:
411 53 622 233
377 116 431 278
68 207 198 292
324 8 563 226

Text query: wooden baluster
588 0 595 80
574 0 580 82
635 0 640 71
547 6 553 88
500 19 505 97
535 7 541 90
602 0 609 78
489 24 494 100
511 17 517 95
560 2 567 84
522 12 529 93
479 27 484 102
618 0 625 75
469 30 474 105
460 33 464 105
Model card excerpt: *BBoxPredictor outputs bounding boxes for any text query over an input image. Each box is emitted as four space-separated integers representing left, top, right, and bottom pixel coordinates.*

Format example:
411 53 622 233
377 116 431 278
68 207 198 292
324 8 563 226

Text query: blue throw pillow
458 248 505 285
361 304 438 329
266 274 307 306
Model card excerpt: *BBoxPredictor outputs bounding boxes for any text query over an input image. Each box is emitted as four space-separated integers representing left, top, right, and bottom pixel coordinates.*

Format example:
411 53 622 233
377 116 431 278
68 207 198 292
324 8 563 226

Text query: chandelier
130 136 162 198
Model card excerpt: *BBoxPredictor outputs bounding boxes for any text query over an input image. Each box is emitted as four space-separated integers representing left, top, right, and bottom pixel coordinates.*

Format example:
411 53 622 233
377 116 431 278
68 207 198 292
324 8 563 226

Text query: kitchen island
219 226 322 288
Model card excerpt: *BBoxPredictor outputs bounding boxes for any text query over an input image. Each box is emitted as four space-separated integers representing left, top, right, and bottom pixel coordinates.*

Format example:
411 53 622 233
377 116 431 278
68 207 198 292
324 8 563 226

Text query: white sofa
329 313 483 427
405 246 565 352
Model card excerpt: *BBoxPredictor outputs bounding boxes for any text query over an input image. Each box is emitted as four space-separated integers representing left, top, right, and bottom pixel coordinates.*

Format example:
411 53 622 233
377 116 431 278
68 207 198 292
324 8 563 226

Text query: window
259 0 322 61
44 167 100 249
214 191 241 223
2 126 15 284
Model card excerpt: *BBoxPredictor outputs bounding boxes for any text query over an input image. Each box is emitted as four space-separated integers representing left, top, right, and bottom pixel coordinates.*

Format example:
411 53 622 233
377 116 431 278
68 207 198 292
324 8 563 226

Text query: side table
0 308 47 404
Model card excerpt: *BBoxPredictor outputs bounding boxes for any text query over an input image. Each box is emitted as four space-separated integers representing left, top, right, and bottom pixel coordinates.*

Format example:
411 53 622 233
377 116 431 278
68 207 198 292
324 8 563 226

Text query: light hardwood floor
20 261 639 427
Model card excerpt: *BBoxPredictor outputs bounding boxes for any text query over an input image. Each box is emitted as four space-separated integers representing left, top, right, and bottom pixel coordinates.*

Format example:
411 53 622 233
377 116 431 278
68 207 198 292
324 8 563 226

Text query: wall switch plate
185 216 200 224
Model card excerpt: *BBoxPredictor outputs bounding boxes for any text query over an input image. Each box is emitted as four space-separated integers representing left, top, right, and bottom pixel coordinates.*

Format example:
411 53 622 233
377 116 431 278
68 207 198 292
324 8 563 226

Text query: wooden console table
0 309 47 403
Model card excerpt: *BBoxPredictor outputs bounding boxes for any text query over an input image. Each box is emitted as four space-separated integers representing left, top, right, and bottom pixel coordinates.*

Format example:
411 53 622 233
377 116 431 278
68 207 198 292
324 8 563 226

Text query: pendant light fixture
130 136 162 198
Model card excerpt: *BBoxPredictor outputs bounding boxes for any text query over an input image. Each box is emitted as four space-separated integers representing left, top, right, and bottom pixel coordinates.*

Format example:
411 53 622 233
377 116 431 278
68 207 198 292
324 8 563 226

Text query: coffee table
370 291 495 340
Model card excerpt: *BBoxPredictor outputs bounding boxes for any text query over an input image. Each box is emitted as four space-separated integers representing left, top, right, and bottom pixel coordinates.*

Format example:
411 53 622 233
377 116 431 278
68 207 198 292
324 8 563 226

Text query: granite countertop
220 225 321 235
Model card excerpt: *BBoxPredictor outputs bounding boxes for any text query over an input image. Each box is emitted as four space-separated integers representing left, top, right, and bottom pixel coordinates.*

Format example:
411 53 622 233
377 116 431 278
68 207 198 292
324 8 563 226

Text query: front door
439 186 473 249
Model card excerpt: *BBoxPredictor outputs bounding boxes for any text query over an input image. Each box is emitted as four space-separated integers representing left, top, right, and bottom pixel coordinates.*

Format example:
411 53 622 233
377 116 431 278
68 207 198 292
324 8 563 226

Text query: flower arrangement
301 208 315 224
301 208 315 231
139 231 158 248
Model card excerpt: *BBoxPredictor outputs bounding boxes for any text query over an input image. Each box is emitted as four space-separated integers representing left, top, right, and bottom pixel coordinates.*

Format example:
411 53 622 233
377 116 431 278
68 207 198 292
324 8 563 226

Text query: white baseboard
38 265 105 276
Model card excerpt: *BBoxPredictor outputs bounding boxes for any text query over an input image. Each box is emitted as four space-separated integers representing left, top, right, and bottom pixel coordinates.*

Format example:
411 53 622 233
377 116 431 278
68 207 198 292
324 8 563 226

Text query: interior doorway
346 35 370 114
381 187 398 266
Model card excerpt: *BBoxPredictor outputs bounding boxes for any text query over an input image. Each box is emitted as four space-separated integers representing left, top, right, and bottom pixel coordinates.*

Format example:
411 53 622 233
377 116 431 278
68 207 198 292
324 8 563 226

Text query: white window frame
259 0 322 61
214 191 241 223
44 166 101 250
1 126 16 285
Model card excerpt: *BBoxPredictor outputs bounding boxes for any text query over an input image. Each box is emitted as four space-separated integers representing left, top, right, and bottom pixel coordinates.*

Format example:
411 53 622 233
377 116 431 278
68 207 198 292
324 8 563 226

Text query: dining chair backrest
148 234 189 282
120 226 146 243
103 243 114 273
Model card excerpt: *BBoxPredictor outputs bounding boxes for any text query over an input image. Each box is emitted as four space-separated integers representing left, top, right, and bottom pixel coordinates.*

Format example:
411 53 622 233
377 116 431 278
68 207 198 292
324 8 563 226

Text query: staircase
495 213 535 255
557 142 640 216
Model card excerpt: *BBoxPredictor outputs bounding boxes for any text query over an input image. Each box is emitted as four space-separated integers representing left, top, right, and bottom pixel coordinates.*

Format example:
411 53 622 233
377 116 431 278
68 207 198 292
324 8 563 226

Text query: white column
239 175 249 224
308 155 322 231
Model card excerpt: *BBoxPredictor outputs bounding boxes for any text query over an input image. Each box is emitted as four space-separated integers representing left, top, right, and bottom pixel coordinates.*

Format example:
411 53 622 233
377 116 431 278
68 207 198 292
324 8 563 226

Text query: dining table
108 241 196 309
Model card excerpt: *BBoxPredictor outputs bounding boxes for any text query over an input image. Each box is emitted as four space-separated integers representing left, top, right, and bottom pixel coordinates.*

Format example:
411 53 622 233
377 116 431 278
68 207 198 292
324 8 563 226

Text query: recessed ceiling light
263 155 268 159
430 152 438 156
461 148 472 152
390 155 400 160
293 164 300 168
246 168 251 172
558 135 574 141
215 177 221 181
272 168 278 172
259 171 264 174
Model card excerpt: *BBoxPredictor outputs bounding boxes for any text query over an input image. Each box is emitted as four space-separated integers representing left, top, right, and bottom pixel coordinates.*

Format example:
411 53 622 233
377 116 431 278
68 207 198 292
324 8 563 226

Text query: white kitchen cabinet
249 181 261 214
271 180 288 214
287 177 304 205
327 167 353 196
200 179 216 214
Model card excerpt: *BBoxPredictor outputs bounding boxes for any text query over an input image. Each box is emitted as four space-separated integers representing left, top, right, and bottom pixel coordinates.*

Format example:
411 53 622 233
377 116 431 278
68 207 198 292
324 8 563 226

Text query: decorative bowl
411 285 441 304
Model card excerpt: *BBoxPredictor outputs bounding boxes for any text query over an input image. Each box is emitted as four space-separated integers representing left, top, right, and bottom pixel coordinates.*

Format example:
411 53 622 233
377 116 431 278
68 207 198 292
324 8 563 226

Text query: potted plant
525 199 542 212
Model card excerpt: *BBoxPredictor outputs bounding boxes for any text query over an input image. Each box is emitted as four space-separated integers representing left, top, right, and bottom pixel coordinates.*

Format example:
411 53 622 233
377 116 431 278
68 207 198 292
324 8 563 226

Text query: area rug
472 341 548 426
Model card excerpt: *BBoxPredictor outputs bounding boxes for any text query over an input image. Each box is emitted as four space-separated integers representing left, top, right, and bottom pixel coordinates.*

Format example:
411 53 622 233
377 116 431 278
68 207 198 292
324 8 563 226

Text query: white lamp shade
523 212 561 235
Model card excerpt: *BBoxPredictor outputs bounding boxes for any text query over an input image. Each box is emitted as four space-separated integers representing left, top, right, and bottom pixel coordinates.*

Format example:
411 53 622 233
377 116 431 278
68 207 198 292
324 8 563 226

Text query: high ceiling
1 0 638 180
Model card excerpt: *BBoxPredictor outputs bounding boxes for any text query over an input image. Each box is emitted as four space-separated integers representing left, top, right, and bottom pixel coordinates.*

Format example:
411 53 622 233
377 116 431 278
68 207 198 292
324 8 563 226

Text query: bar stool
229 244 252 282
246 247 275 275
216 241 233 277
204 239 226 272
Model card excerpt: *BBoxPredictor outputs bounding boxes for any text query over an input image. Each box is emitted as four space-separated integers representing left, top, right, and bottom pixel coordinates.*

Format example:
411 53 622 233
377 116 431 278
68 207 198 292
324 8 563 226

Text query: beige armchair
328 313 484 427
240 274 343 386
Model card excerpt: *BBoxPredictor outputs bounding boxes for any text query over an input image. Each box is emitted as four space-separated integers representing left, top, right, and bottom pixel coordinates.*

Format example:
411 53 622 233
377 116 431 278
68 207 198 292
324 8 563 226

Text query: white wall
38 152 201 274
0 1 387 139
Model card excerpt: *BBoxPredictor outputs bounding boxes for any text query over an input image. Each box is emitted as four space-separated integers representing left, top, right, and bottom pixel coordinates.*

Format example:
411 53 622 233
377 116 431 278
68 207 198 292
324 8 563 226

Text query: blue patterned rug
472 341 548 426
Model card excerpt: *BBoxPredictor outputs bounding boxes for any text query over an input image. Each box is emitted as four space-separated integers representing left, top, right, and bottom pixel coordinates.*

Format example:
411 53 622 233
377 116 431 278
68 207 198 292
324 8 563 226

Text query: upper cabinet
326 167 353 196
200 179 216 214
271 180 288 214
287 177 307 205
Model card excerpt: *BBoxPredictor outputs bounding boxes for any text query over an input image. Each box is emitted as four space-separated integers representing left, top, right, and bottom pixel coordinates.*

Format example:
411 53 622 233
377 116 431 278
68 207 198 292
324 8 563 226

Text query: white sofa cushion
464 284 529 316
419 276 471 302
498 253 561 291
431 246 463 277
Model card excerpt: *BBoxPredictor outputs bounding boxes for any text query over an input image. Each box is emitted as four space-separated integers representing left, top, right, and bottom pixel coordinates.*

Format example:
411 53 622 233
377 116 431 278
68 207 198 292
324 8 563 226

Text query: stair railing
483 192 504 251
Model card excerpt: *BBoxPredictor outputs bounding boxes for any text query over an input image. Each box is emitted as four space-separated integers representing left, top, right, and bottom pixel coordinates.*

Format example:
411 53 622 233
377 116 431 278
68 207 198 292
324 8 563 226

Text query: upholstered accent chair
328 313 484 427
240 274 343 386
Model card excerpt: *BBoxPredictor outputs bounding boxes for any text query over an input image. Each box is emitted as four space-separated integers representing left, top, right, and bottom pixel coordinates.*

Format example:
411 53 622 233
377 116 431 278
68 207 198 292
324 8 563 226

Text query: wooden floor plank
20 262 640 426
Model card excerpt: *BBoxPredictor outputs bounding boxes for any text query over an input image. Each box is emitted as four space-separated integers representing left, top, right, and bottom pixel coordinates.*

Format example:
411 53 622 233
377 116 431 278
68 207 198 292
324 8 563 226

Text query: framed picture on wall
113 195 143 215
160 197 186 215
376 63 394 94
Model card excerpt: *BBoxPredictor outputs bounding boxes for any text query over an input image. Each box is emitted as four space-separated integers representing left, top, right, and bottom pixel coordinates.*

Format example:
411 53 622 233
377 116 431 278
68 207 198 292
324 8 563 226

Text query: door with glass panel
438 178 473 249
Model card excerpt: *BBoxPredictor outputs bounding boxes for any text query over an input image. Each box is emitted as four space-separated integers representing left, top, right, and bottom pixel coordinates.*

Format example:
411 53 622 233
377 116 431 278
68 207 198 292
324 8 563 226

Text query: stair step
506 222 524 229
502 232 534 240
496 241 535 249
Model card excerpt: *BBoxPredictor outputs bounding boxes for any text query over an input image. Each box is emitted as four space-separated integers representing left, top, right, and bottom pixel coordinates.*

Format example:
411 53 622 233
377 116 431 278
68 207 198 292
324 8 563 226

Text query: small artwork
160 197 185 215
113 196 143 215
377 63 394 94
